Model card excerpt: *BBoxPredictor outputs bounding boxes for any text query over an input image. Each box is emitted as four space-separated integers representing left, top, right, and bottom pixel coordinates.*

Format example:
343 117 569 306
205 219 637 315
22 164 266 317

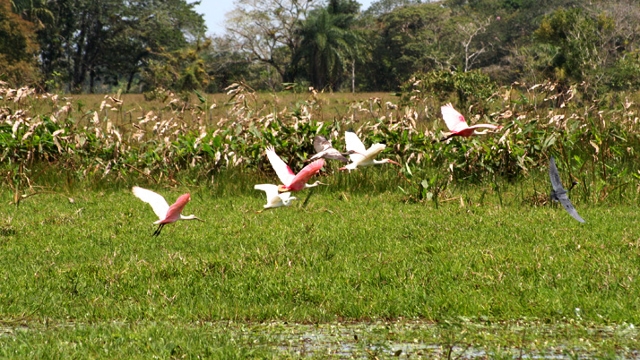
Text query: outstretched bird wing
548 157 565 193
254 184 279 201
549 157 585 223
162 193 191 223
313 135 332 153
360 143 386 163
308 135 348 162
345 131 366 162
132 186 170 220
557 193 585 223
323 150 349 162
266 146 296 186
289 159 324 186
441 103 469 133
279 192 293 202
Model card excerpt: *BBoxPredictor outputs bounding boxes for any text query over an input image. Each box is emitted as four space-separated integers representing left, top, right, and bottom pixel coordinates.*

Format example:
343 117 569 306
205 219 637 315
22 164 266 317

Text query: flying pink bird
265 146 327 192
440 103 502 141
132 186 202 236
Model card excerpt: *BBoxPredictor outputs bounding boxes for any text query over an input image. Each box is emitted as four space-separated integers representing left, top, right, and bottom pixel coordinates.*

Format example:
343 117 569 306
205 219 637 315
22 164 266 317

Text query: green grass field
1 172 640 358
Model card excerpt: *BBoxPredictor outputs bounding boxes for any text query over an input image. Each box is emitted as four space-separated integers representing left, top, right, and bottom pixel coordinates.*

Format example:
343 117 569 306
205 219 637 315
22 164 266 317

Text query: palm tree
296 7 363 91
10 0 53 28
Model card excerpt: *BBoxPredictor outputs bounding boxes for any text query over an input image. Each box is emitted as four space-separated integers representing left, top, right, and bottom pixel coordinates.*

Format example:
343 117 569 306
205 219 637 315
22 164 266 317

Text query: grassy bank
3 81 640 357
1 181 639 356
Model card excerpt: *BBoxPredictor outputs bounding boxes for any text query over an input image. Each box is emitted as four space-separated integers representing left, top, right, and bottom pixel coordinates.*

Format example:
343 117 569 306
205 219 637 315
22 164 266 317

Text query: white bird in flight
132 186 203 236
339 131 400 171
254 184 297 211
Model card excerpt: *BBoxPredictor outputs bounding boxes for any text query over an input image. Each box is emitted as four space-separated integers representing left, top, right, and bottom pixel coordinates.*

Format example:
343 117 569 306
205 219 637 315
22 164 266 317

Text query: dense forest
2 0 639 94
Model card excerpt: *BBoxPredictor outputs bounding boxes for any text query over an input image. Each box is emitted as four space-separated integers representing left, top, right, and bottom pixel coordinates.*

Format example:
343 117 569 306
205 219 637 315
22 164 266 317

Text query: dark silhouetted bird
549 157 585 223
308 135 356 163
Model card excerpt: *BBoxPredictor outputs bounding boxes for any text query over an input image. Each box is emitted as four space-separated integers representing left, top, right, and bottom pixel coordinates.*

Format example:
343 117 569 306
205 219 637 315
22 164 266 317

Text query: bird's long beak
438 133 454 142
194 217 205 222
568 181 578 192
388 160 401 166
318 181 329 186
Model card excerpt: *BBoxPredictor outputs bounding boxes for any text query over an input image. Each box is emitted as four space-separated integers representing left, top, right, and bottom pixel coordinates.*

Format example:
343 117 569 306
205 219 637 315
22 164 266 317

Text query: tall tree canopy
0 0 39 85
6 0 640 94
225 0 323 86
296 0 364 90
19 0 206 92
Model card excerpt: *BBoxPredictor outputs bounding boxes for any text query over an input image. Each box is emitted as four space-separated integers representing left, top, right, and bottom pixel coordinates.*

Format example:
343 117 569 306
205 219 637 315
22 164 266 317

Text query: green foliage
2 79 640 202
1 187 640 357
204 37 255 92
297 7 360 91
361 3 454 91
31 0 206 93
0 0 40 86
4 80 640 358
400 69 497 111
363 0 422 17
607 50 640 91
140 40 212 92
534 8 616 89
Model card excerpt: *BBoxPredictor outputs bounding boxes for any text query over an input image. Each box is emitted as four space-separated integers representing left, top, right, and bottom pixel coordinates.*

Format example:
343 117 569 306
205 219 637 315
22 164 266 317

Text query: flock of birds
131 104 585 236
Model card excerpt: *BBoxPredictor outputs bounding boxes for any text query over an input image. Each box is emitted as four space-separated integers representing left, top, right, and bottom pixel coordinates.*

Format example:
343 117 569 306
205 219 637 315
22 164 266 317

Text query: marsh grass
1 178 640 356
4 82 640 356
1 319 638 358
4 80 640 204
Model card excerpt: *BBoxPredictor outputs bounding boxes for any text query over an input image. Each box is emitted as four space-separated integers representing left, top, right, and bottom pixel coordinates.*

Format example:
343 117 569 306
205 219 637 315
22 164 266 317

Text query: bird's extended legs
152 223 165 237
302 188 314 208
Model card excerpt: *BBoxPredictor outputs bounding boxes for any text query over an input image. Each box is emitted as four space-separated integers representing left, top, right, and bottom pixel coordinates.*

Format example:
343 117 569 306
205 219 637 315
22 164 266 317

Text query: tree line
2 0 640 94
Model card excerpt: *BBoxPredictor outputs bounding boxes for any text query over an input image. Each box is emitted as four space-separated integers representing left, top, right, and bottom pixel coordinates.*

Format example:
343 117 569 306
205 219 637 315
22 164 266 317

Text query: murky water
2 319 639 358
252 320 640 359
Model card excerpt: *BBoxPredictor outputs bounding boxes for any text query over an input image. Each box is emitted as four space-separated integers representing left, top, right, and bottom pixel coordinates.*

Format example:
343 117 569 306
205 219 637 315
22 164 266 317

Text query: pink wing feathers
266 146 296 186
441 103 469 133
287 159 325 191
159 193 191 224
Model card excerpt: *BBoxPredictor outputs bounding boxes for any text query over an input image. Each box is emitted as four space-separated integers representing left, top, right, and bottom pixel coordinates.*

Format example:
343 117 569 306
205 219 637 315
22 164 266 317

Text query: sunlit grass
1 178 640 356
2 186 639 323
5 80 640 356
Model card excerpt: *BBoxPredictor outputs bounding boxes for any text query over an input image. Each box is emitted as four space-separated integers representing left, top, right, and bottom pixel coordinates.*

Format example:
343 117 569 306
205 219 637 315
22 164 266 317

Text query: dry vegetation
2 80 640 206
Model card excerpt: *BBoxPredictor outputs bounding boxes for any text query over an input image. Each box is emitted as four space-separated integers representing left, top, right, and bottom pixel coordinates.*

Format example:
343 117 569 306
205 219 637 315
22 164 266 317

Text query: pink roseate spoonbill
254 184 297 211
265 146 327 192
439 103 502 141
132 186 203 236
339 131 400 171
307 135 360 163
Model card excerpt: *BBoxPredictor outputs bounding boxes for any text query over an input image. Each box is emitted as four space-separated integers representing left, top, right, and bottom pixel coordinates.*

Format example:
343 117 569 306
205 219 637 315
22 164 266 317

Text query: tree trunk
126 71 136 93
351 60 355 93
89 68 95 93
71 26 87 93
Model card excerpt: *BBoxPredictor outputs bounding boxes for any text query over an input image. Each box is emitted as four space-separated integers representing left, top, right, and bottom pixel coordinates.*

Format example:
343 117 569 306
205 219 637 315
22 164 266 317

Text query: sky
193 0 376 37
